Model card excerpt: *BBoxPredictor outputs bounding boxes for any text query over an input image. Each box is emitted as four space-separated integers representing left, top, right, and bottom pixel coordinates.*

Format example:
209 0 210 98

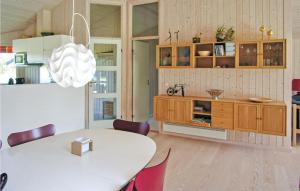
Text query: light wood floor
148 132 300 191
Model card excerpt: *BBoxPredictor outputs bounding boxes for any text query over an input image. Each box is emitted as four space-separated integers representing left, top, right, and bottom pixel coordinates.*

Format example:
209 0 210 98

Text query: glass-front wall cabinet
176 46 192 67
238 42 259 68
262 41 285 68
157 45 192 68
158 46 173 67
156 40 286 69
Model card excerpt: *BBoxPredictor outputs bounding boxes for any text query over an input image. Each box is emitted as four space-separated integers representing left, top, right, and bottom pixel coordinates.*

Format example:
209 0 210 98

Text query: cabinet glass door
238 43 258 67
176 46 191 67
89 38 121 128
158 47 173 67
262 41 285 68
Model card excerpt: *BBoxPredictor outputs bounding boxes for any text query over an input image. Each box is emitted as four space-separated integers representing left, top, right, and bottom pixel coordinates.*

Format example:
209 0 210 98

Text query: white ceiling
1 0 300 37
0 0 63 34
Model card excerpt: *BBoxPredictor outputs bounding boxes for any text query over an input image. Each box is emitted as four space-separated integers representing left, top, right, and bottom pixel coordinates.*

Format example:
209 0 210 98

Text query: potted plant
216 26 226 42
216 26 235 42
225 27 235 41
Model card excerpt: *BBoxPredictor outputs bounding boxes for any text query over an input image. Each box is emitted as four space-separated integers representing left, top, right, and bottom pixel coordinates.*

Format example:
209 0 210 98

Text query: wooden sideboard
154 96 286 136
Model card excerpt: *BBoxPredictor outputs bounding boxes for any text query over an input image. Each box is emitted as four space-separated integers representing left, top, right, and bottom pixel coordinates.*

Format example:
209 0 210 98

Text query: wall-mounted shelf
156 39 286 69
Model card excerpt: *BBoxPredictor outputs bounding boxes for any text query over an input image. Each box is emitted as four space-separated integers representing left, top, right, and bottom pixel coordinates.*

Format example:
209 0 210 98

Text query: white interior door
133 41 150 122
89 38 121 128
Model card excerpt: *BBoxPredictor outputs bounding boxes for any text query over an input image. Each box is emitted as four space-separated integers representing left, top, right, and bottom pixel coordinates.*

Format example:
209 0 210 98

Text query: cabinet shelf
193 111 211 116
194 56 214 58
215 56 235 58
191 121 211 127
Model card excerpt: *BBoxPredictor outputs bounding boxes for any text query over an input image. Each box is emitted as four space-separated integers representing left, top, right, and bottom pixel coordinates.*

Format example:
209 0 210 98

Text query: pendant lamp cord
69 0 91 47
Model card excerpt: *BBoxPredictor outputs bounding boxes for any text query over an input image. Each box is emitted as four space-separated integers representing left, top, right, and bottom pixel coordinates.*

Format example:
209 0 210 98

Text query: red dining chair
0 173 7 190
124 181 135 191
113 119 150 136
7 124 56 147
125 149 171 191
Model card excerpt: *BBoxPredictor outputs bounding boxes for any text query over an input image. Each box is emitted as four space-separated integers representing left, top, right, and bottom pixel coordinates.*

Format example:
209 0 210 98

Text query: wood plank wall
293 39 300 78
158 0 291 147
293 0 300 78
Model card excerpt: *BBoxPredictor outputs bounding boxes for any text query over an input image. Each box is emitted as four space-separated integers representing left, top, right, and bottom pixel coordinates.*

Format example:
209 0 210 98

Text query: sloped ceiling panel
0 0 63 33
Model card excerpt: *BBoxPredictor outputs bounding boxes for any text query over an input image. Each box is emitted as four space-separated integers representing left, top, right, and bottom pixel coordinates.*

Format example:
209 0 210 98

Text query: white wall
0 84 85 148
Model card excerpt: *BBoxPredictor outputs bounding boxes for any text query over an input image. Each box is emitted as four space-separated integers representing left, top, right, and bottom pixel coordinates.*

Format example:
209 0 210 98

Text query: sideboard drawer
212 117 234 129
212 111 233 118
212 102 234 114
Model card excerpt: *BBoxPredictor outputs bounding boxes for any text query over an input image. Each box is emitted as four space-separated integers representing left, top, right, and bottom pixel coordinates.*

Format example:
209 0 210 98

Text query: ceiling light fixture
49 0 96 88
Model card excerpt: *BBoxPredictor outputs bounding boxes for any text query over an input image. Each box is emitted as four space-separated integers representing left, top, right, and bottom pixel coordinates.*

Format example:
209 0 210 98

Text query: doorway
132 39 158 129
89 38 122 128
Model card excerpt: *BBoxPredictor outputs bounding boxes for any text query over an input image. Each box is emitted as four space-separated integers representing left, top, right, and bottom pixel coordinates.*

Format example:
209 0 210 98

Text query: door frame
128 0 159 121
85 0 127 129
88 37 122 128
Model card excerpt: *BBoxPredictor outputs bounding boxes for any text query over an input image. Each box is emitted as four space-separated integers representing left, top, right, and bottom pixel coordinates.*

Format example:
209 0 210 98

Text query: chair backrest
0 140 7 190
7 124 56 147
134 149 171 191
0 173 7 190
113 119 150 136
124 181 135 191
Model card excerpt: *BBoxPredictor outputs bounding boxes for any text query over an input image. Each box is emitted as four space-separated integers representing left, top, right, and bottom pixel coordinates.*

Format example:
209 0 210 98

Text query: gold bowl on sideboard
249 97 273 103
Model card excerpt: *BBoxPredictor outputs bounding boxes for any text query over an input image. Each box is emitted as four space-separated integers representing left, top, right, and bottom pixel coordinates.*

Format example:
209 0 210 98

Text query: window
133 3 158 37
0 53 16 84
90 4 121 37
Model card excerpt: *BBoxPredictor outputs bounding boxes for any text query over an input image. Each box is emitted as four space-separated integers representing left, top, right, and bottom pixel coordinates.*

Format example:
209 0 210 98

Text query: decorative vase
192 37 201 43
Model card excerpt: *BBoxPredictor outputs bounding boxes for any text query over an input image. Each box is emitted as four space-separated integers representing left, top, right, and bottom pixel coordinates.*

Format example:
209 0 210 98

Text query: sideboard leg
293 104 297 146
158 122 164 134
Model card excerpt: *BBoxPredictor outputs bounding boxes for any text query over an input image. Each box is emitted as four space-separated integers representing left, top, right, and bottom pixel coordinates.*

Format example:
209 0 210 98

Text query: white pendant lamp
49 0 96 88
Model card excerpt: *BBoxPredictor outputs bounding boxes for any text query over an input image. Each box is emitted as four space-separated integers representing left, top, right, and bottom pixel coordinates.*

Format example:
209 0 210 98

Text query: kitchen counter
0 82 54 86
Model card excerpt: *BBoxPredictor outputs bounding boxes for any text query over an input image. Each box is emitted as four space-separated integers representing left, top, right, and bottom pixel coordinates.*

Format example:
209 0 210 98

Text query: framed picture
215 45 225 56
15 52 27 65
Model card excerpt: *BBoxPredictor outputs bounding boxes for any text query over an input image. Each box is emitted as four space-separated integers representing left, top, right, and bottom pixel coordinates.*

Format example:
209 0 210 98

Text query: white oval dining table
1 128 156 191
